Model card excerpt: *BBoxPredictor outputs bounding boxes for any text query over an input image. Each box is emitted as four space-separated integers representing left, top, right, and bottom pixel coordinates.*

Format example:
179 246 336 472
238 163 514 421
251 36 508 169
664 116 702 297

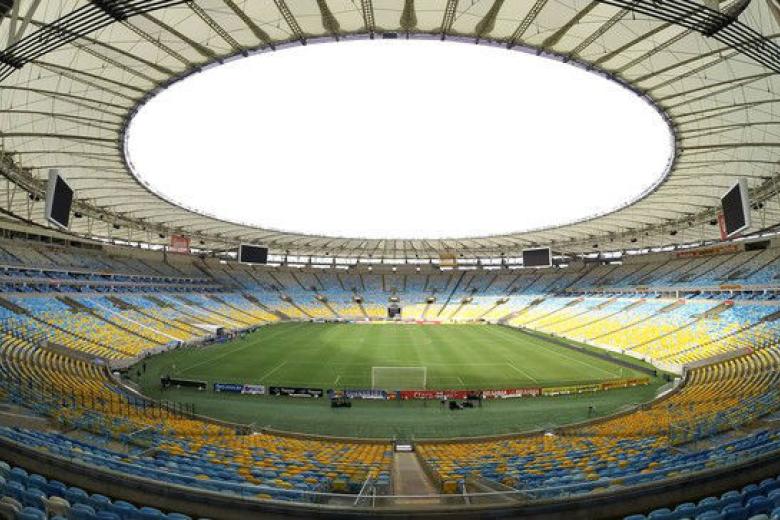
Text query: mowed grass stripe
154 323 642 390
484 325 623 379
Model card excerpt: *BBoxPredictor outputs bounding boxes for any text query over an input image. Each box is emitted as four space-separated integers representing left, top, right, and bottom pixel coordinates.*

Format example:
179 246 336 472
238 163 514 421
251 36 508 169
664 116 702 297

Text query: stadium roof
0 0 779 260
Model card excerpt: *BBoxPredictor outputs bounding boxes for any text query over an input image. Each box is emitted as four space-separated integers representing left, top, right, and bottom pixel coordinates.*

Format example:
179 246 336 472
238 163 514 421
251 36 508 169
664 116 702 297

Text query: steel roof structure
0 0 779 259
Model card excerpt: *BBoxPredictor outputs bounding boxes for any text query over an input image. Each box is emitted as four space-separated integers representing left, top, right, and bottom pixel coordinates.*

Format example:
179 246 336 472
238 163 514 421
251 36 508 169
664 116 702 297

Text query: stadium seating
1 237 780 513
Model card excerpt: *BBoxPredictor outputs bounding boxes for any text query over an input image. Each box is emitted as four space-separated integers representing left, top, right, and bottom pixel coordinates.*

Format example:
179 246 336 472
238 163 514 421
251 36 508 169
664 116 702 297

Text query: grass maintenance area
130 323 669 438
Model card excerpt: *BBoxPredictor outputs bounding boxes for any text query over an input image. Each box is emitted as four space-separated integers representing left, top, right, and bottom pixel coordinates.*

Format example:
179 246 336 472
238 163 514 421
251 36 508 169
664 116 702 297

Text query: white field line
491 326 620 378
506 361 540 383
259 361 287 381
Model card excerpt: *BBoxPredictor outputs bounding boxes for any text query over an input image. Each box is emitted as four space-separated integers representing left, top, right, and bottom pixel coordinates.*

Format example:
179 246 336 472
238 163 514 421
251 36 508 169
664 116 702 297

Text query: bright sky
126 39 672 240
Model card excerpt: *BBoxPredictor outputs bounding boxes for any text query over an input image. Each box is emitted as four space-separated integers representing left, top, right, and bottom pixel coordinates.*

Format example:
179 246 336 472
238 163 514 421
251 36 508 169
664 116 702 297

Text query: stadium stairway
497 298 542 324
316 296 341 319
205 295 265 324
170 295 253 327
110 297 205 338
392 452 440 504
436 272 466 319
357 300 370 320
283 297 313 319
242 293 290 320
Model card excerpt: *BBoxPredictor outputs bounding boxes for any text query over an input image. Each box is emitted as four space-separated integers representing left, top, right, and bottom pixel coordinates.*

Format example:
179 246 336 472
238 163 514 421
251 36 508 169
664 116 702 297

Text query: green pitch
147 322 644 390
131 323 666 438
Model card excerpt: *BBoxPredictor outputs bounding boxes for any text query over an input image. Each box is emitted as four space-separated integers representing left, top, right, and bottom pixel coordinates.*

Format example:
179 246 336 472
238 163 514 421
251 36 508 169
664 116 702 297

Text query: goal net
371 366 427 390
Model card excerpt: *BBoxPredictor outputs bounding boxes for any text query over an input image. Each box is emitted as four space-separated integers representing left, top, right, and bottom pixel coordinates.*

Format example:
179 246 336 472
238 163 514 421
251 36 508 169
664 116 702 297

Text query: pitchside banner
241 384 266 395
482 388 541 399
542 384 601 396
600 377 649 391
213 383 243 393
345 389 387 400
398 390 478 400
269 386 324 398
213 383 266 395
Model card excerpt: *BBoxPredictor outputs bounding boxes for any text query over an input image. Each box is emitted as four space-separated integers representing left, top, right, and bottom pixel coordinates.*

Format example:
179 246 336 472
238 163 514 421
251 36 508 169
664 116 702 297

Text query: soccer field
142 322 646 390
132 322 665 437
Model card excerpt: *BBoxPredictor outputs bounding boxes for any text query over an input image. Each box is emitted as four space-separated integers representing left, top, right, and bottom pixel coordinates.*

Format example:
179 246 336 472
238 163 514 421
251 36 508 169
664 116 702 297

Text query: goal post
371 366 427 390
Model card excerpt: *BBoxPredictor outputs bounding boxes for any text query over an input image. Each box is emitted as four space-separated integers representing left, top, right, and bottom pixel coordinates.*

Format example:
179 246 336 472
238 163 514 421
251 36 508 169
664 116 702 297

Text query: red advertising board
398 390 477 400
169 235 190 254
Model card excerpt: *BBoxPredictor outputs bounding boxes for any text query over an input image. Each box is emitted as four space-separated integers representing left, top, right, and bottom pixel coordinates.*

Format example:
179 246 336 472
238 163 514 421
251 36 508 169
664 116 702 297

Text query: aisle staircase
392 451 440 504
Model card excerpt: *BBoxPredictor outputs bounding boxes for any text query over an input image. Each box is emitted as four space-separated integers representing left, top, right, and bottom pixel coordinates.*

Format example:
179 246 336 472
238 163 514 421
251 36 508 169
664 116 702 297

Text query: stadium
0 0 780 519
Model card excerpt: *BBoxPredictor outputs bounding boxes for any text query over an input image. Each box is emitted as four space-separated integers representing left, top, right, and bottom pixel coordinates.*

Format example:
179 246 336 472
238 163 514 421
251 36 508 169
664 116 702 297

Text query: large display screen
239 244 268 265
522 247 552 268
721 178 751 238
45 170 74 229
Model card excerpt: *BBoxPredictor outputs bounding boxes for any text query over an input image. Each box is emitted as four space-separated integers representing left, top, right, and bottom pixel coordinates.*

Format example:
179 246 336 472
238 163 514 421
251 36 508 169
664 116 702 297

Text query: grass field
130 323 668 438
139 322 646 390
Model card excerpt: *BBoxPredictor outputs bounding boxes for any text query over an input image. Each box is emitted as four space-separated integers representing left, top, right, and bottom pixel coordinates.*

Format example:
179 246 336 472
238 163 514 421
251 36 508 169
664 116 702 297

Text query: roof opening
125 38 673 240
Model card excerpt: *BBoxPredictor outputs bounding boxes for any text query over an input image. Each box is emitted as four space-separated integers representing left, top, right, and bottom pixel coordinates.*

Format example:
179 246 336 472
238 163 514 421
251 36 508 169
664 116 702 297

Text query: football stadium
1 1 780 519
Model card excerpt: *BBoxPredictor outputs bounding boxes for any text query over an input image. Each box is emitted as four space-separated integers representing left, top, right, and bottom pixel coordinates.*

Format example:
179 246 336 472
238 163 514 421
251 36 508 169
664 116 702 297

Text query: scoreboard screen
721 179 751 238
45 170 74 229
238 244 268 265
522 247 552 268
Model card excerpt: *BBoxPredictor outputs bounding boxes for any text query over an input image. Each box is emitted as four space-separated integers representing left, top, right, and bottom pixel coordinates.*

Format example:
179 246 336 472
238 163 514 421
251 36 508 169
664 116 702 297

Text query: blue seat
45 480 67 498
108 501 137 520
165 514 192 520
769 490 780 509
697 497 722 517
16 507 46 520
648 508 675 520
87 494 111 512
8 467 27 485
723 504 749 520
69 503 97 520
675 502 696 518
760 480 780 496
95 512 121 520
769 507 780 520
137 506 165 520
21 488 46 510
65 487 89 506
748 496 773 517
742 485 762 504
26 475 46 491
5 480 25 502
696 511 725 520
